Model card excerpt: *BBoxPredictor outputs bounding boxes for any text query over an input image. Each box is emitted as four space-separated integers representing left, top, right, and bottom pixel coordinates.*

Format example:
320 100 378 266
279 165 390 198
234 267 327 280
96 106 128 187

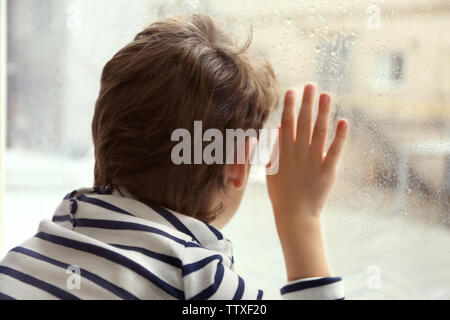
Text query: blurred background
0 0 449 299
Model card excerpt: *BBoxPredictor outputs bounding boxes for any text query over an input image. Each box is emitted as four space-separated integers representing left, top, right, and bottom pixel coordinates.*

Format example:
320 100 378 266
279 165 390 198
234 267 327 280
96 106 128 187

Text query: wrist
273 204 322 227
274 213 330 281
275 213 323 242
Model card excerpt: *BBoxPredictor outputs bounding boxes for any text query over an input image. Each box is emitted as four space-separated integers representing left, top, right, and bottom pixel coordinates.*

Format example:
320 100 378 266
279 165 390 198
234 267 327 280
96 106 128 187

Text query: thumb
266 127 280 176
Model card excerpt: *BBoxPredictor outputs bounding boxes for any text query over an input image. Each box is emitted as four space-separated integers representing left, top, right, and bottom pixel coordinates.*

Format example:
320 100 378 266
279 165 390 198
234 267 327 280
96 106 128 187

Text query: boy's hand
266 84 348 280
267 84 348 219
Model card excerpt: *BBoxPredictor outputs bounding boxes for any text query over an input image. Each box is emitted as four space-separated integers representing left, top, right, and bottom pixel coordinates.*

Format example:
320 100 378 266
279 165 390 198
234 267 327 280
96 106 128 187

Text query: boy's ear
225 137 258 190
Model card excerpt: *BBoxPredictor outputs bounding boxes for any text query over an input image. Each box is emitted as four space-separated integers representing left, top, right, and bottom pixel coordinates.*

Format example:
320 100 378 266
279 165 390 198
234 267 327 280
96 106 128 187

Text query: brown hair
92 14 278 223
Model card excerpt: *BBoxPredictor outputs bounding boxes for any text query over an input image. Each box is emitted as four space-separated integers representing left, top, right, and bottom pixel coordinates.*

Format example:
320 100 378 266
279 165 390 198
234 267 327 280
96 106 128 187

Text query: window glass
3 0 450 299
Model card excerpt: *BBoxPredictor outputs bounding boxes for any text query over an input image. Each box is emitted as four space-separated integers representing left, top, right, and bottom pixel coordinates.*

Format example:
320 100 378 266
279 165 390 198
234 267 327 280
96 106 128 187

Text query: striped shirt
0 187 345 300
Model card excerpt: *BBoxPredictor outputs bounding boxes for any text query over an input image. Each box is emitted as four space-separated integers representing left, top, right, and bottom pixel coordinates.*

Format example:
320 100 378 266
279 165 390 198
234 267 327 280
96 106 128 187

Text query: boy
0 14 348 300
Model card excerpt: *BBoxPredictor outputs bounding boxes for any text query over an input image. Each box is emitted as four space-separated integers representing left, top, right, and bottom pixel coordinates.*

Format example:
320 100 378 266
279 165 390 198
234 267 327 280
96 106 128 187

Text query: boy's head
92 14 278 226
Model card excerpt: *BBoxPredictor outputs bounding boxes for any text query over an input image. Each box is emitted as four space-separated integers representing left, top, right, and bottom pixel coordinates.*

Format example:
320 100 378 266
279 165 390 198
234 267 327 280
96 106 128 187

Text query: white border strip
0 0 8 257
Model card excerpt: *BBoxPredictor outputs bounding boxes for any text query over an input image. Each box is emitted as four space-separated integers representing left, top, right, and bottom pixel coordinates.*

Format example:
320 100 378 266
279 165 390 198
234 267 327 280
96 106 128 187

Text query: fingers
310 93 331 160
282 85 347 172
323 120 348 173
280 89 298 148
296 84 316 150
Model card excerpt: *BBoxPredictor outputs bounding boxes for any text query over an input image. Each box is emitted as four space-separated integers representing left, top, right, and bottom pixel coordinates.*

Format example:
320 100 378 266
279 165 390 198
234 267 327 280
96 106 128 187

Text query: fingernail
305 83 316 93
286 89 296 97
338 121 347 130
320 94 330 104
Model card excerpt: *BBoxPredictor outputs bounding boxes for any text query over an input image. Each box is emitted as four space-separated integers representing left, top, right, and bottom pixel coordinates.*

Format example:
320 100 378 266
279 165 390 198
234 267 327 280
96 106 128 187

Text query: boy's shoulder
0 189 234 300
47 188 235 264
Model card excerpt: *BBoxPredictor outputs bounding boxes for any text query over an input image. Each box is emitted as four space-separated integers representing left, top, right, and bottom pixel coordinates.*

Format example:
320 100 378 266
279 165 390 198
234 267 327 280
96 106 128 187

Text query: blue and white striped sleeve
181 250 345 300
280 277 345 300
